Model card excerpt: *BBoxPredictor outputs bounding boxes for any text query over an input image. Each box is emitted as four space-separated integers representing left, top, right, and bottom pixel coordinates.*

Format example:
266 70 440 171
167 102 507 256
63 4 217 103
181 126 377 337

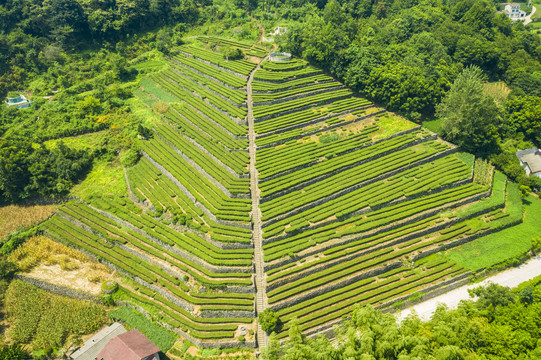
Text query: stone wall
253 85 345 107
117 301 257 349
270 261 402 311
264 186 488 273
255 105 377 140
142 152 252 230
170 66 247 108
252 79 336 94
176 50 248 80
254 93 353 122
261 143 453 239
13 274 100 303
169 57 244 92
256 109 386 149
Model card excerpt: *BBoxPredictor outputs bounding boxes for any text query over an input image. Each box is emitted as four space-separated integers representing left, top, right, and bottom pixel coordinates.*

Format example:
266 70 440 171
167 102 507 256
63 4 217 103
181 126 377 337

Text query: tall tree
437 65 502 154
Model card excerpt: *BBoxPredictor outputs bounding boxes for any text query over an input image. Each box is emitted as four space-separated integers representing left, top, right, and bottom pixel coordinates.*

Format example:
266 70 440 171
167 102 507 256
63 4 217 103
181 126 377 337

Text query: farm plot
41 38 257 345
37 42 529 346
252 57 526 340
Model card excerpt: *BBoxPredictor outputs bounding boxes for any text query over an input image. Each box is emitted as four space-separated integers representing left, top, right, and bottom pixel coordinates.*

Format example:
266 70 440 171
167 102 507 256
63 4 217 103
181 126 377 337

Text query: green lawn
444 193 541 271
71 158 128 201
422 117 443 135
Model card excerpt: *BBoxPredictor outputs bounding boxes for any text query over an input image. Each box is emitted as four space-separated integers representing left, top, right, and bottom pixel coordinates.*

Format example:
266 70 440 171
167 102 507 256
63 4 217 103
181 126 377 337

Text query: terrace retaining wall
170 66 247 107
264 189 489 273
142 152 252 230
261 137 448 232
254 70 323 84
177 50 249 80
254 93 353 122
169 56 245 91
256 109 386 148
300 272 472 340
255 105 379 139
116 301 257 349
253 85 345 107
169 102 248 142
161 116 249 178
84 204 254 273
269 261 403 311
164 73 248 127
156 133 249 199
200 309 256 318
252 79 336 94
259 125 421 186
264 179 476 290
13 274 100 303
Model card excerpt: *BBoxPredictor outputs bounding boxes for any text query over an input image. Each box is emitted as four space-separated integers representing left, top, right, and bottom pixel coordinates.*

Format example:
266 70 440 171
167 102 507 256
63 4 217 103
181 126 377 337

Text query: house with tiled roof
70 323 127 360
95 329 161 360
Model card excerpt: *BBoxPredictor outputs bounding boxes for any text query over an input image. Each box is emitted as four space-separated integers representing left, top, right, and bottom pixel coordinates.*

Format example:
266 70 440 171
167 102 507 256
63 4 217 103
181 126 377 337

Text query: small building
95 329 161 360
502 3 527 20
516 148 541 178
5 94 31 108
270 26 287 36
70 323 127 360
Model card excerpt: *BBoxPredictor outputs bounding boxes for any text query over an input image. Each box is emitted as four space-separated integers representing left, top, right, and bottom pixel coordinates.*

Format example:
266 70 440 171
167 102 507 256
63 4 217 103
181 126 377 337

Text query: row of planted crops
37 37 526 346
251 57 524 339
40 39 268 345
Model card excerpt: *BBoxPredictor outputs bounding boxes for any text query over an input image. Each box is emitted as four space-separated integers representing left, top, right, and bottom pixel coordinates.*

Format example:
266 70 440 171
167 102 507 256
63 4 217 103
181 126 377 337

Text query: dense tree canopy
263 283 541 360
276 0 541 120
437 66 502 154
0 140 93 204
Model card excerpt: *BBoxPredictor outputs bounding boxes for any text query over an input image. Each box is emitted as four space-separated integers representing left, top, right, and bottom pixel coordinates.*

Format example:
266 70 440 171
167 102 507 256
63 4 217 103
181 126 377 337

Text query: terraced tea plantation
40 37 526 348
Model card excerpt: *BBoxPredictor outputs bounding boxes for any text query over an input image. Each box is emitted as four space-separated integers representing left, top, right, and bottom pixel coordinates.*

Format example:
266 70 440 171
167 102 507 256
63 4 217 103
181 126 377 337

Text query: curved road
396 254 541 322
524 6 537 25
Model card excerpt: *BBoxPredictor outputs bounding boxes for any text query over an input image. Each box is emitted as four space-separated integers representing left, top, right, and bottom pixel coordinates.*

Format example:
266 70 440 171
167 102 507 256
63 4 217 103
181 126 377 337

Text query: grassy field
422 117 443 135
43 131 107 151
70 158 127 201
444 194 541 271
0 204 57 239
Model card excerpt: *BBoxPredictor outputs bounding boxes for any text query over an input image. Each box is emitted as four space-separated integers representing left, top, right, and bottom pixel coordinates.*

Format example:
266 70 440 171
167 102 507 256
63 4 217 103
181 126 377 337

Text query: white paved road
396 254 541 322
524 6 537 25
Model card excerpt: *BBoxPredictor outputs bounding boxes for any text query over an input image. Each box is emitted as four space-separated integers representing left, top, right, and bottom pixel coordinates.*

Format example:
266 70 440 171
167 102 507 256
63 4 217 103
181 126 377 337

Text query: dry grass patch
0 204 57 239
8 236 114 295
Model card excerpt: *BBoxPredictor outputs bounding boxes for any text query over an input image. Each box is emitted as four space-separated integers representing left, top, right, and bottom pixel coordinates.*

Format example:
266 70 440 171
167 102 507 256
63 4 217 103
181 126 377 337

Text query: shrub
258 308 281 334
120 148 141 168
108 307 178 352
153 101 169 114
222 47 244 60
101 280 118 294
0 343 30 360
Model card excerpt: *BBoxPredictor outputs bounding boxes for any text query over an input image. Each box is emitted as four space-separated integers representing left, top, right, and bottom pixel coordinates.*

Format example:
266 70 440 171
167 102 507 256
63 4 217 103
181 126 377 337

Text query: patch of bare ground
8 235 115 295
247 55 262 64
0 204 57 238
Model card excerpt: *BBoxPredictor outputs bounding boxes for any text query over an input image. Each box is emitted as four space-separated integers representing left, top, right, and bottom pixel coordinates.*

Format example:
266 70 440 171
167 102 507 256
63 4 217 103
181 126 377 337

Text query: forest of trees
267 0 541 190
0 0 540 192
263 283 541 360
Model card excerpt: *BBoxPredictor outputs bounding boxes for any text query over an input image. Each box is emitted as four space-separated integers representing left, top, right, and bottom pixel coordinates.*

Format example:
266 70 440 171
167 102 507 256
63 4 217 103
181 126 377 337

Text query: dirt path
396 254 541 321
524 6 537 25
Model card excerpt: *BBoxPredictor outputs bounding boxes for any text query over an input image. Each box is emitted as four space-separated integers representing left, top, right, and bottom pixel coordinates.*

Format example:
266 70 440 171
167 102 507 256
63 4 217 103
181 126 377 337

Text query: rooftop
70 323 127 360
516 148 541 174
96 329 160 360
